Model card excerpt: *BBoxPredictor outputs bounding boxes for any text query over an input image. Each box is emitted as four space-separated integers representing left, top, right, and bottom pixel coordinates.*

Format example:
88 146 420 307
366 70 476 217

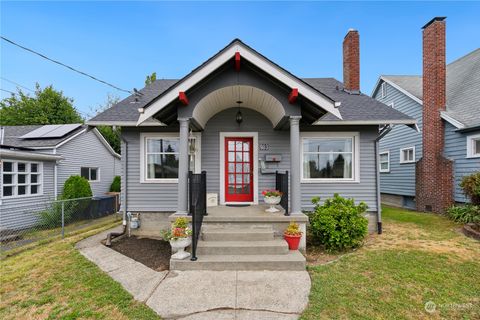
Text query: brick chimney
416 17 454 213
343 29 360 93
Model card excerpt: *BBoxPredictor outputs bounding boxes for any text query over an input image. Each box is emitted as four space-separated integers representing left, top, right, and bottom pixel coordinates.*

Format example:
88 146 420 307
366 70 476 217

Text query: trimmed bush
110 176 121 192
446 205 480 224
62 175 92 199
309 194 368 252
460 172 480 204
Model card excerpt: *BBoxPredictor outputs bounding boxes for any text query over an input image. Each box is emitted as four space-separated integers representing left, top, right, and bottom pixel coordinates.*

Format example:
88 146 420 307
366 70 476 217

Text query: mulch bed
110 236 171 271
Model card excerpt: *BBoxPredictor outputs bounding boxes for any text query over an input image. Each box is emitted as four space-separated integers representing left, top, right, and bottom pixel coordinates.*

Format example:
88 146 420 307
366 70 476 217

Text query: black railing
275 170 289 216
188 171 207 261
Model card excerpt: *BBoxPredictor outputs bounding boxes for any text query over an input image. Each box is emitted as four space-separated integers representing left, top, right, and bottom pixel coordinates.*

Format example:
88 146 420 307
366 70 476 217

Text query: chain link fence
0 195 122 252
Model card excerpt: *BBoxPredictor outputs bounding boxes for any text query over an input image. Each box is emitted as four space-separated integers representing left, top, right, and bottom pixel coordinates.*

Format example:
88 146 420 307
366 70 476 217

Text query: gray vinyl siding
121 126 179 212
0 159 55 229
123 108 379 213
300 126 379 212
374 81 423 196
444 123 480 202
56 130 119 196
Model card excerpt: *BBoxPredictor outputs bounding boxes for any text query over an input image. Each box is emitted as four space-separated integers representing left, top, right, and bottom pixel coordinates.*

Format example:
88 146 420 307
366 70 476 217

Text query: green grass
302 206 480 319
0 223 160 320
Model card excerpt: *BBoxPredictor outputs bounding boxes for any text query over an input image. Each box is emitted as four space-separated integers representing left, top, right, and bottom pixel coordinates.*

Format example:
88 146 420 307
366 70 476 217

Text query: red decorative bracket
235 52 241 71
288 88 298 104
179 92 189 105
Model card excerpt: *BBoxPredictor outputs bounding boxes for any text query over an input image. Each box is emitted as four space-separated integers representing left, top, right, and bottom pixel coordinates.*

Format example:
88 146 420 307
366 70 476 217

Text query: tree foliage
145 72 157 86
90 95 121 154
0 84 83 125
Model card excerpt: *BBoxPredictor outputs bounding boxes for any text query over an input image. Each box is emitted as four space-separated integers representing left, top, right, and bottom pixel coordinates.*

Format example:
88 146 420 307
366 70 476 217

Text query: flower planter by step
284 234 302 250
170 237 192 260
264 196 281 213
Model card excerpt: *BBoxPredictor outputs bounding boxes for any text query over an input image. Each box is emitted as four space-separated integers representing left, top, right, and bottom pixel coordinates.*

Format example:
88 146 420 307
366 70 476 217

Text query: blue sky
1 1 479 118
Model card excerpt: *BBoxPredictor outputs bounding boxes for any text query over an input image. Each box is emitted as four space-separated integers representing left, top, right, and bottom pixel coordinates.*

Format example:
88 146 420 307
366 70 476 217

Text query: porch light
236 100 243 124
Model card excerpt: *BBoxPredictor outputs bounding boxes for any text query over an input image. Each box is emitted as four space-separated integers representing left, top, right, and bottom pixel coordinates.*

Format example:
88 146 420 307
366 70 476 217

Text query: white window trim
399 146 416 164
381 82 387 98
300 132 360 184
466 133 480 158
379 151 390 173
389 102 395 109
219 132 259 205
81 167 101 182
139 132 202 184
1 160 43 199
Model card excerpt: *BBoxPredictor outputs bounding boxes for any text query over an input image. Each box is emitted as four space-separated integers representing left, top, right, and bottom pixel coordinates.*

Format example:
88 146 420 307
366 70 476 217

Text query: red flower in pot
284 221 303 250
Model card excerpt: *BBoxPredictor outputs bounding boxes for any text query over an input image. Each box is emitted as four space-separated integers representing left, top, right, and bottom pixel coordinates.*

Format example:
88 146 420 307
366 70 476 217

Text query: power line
1 36 133 94
0 88 16 95
0 77 34 92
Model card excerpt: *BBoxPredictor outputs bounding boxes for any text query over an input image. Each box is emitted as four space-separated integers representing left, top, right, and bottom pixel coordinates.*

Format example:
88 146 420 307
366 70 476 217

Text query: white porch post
176 118 190 215
289 116 302 215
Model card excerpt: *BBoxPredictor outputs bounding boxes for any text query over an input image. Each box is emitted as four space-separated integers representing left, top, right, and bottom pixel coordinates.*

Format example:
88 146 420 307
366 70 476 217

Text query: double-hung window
400 147 415 163
379 151 390 173
466 134 480 158
81 167 99 181
141 133 201 183
1 161 42 198
301 133 359 182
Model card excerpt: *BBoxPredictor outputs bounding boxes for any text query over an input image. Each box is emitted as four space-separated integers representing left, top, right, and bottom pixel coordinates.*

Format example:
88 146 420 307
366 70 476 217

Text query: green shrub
110 176 121 192
309 194 368 252
62 175 92 199
460 172 480 204
38 203 72 228
446 205 480 224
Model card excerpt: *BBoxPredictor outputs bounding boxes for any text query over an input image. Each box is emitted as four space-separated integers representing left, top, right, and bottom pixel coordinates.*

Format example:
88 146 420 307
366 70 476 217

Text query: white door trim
219 132 259 205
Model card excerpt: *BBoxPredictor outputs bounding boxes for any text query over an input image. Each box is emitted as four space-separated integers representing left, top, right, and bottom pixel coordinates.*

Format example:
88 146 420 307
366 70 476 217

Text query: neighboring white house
0 124 121 230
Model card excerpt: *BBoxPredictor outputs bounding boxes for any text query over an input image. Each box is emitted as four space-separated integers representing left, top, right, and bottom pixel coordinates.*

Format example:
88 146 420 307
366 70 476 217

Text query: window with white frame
141 133 201 182
81 167 99 181
400 147 415 163
389 102 395 109
1 161 42 198
301 133 359 182
379 151 390 172
466 134 480 158
381 82 387 98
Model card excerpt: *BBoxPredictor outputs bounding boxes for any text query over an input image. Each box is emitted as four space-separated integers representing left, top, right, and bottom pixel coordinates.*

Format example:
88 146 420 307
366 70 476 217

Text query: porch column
176 118 190 215
290 116 302 215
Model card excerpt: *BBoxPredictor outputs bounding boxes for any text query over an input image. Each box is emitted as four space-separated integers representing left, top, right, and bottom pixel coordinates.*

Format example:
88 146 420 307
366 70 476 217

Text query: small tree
460 172 480 204
62 175 93 199
145 72 157 86
110 176 121 192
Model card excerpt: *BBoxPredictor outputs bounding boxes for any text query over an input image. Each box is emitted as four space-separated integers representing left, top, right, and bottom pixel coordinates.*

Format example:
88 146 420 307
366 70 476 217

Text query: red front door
225 137 254 202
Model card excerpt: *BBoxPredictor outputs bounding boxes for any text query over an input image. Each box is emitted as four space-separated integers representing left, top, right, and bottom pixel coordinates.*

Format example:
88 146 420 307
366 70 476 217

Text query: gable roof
0 124 120 158
373 48 480 129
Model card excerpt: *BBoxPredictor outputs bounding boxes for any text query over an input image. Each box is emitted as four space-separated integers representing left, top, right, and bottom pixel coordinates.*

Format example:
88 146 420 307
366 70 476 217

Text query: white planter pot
170 237 192 260
264 196 281 213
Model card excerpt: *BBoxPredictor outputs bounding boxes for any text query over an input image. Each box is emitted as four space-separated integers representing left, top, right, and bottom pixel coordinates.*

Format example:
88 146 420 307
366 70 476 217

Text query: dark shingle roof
0 124 86 149
381 48 480 128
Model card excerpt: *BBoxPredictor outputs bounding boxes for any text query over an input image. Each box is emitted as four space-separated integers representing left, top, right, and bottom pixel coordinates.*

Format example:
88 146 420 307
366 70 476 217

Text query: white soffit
137 41 342 125
193 85 285 127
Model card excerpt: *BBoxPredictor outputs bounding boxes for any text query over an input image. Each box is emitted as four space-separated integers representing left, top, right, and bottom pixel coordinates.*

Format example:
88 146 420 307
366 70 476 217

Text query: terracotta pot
284 234 302 250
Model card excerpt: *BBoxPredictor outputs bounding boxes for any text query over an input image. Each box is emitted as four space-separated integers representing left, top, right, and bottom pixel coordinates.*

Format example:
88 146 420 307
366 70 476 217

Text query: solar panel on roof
20 124 82 139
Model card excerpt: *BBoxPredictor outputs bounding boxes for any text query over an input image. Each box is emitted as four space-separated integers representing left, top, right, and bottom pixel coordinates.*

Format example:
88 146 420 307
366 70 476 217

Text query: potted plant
262 189 283 213
162 217 192 260
284 221 302 250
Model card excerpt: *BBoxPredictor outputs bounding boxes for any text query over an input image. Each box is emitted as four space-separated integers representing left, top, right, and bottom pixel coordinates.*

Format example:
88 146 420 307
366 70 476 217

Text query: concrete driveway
76 228 311 320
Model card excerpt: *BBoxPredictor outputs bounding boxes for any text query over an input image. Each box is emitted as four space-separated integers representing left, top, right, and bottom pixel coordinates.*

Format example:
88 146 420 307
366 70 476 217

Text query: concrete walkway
76 228 311 320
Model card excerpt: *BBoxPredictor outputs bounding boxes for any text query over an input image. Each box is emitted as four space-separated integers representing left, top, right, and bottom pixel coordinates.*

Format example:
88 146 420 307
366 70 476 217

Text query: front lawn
302 206 480 319
0 223 160 320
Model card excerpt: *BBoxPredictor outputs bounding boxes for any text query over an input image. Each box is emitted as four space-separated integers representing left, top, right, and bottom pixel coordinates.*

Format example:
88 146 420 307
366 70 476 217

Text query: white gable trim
372 77 423 105
92 128 122 159
137 42 342 125
440 111 465 129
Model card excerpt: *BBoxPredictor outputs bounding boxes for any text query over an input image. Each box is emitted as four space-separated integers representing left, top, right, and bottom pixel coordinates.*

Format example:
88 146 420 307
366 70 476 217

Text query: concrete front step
202 228 274 241
170 251 306 271
196 239 289 255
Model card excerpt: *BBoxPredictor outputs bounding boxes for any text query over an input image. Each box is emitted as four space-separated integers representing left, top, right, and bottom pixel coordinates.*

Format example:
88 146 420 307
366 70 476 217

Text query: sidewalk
76 228 311 320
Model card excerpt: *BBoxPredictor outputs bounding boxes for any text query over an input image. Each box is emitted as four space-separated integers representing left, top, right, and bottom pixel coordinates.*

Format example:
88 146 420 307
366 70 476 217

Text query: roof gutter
0 149 64 161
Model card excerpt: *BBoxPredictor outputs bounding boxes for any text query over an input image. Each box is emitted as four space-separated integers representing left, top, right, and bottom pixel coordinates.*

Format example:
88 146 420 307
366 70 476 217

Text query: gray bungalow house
0 124 121 230
372 17 480 212
88 32 415 269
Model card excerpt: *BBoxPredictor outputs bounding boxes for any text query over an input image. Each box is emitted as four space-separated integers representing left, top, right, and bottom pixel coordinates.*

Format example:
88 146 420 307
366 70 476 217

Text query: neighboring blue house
372 46 480 209
0 124 121 230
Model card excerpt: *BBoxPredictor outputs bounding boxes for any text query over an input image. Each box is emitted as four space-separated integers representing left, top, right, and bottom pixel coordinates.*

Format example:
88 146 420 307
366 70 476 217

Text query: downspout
105 134 128 246
53 148 58 200
374 125 393 234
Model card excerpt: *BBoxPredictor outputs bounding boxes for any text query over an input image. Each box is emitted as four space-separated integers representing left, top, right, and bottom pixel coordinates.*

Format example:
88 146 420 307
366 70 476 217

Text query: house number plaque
259 143 269 151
